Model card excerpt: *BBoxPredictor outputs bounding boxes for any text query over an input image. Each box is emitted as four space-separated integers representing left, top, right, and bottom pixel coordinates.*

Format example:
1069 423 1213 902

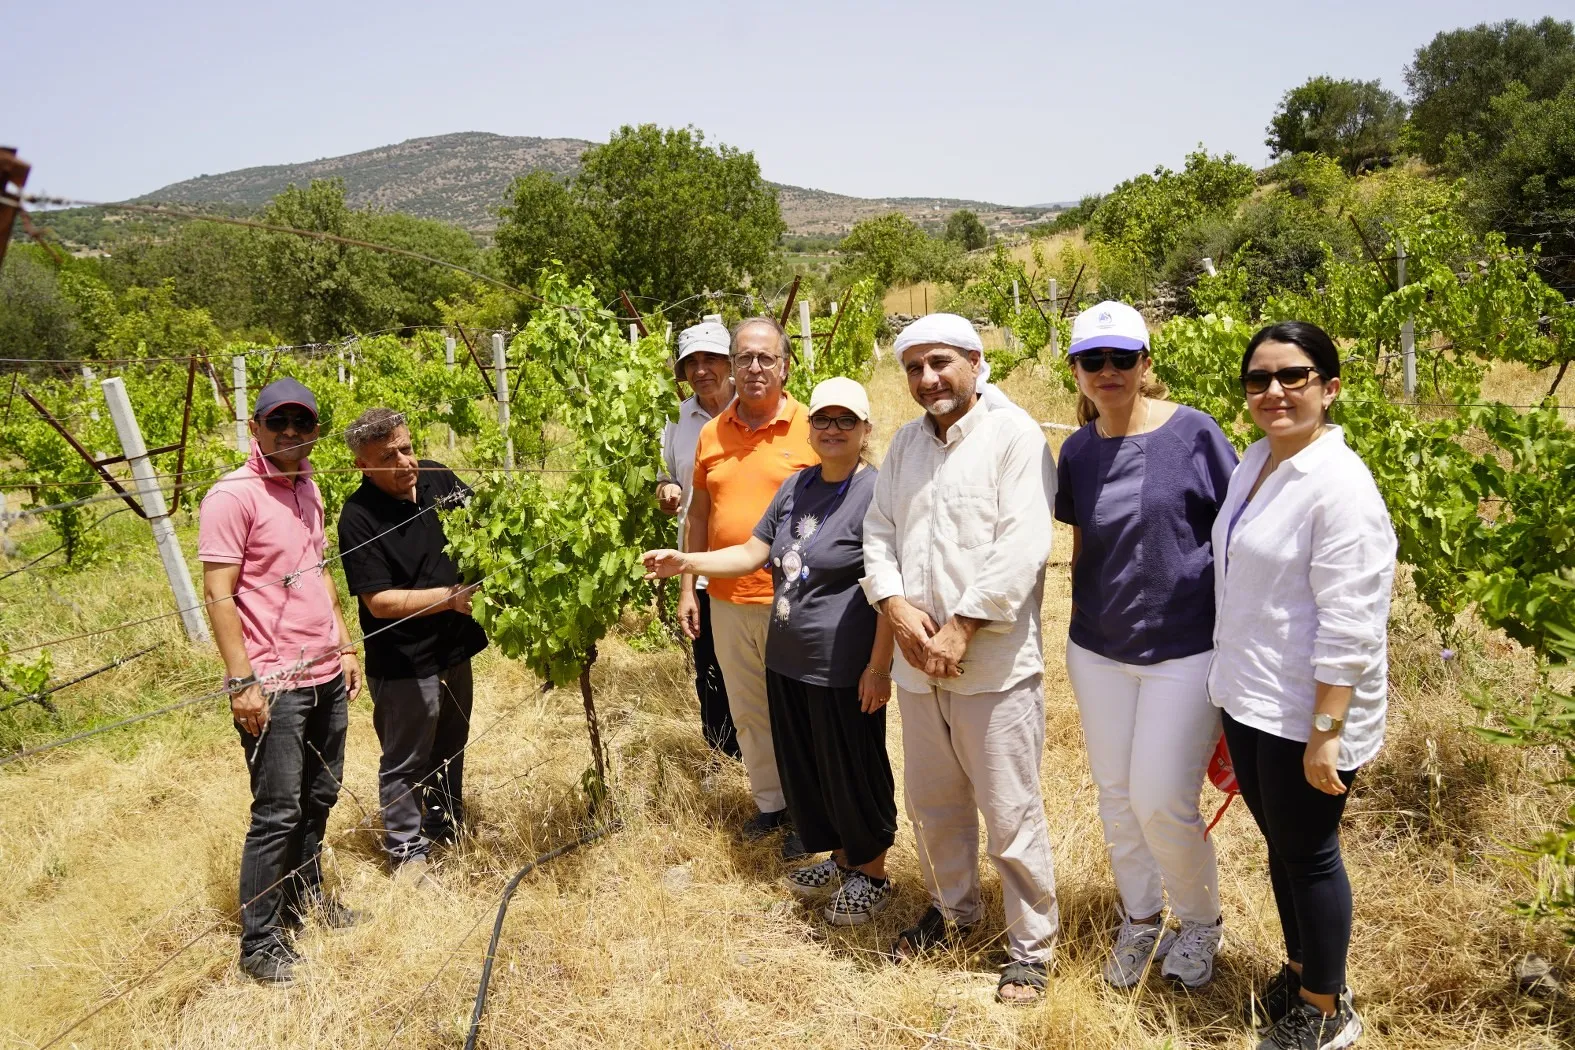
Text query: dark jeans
235 674 348 956
695 590 740 759
1222 712 1358 995
766 669 897 868
369 660 474 863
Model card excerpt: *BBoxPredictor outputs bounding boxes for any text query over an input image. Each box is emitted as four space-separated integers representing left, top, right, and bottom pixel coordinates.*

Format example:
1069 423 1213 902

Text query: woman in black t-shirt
643 377 898 926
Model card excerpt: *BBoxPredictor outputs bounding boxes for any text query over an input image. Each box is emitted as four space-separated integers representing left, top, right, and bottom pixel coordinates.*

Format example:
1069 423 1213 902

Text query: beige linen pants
708 598 785 813
898 674 1060 964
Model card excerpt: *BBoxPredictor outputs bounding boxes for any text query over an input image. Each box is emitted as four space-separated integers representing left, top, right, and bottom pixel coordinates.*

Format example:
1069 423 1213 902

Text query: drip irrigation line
463 820 619 1050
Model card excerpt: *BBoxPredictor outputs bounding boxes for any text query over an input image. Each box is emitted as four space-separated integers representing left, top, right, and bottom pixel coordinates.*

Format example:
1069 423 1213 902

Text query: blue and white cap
1068 301 1149 355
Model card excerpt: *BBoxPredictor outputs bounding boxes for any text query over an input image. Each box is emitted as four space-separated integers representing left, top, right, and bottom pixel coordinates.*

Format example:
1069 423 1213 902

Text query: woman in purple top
1054 301 1238 991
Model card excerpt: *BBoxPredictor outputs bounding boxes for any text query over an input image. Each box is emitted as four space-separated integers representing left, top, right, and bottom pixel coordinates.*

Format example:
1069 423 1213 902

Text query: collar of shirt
1245 424 1347 477
682 393 733 423
923 394 988 447
245 438 314 488
721 394 800 433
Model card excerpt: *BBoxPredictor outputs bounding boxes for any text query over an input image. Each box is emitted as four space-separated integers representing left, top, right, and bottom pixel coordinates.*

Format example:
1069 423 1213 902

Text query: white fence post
100 378 210 644
493 332 513 470
799 300 814 369
1047 279 1060 359
337 344 346 385
231 355 248 453
1012 279 1021 315
629 324 639 347
1398 241 1416 398
444 333 457 449
81 365 101 421
1201 257 1218 277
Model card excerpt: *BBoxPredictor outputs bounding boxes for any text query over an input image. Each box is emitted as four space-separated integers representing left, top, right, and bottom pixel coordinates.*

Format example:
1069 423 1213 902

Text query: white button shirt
660 393 732 547
1208 426 1397 769
861 395 1056 695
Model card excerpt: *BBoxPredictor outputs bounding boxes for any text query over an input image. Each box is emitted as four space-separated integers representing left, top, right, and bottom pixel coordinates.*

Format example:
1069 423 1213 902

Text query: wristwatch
225 675 256 694
1313 712 1345 734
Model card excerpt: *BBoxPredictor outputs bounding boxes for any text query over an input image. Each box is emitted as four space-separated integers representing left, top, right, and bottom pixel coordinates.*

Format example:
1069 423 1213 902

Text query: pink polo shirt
197 442 343 688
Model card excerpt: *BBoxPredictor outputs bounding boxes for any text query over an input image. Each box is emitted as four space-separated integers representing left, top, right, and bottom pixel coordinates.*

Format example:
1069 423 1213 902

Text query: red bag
1205 732 1238 837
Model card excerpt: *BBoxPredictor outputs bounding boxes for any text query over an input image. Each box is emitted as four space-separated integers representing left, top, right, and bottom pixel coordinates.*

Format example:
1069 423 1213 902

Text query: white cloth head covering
893 313 984 358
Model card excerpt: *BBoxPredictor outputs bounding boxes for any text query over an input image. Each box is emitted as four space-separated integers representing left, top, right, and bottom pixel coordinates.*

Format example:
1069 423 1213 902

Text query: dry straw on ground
1 357 1573 1048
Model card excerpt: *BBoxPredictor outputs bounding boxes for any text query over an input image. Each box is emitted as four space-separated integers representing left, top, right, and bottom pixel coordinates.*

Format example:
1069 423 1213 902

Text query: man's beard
924 396 962 417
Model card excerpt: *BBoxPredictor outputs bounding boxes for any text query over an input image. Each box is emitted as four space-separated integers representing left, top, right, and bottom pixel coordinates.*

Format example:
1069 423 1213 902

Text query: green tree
1404 17 1575 165
360 212 486 329
0 247 92 361
495 125 784 311
1266 76 1407 173
832 213 958 290
104 222 263 333
1086 148 1256 269
944 209 989 251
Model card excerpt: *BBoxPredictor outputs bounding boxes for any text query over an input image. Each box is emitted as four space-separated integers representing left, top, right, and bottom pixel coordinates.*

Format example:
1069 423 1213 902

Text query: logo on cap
1098 311 1113 325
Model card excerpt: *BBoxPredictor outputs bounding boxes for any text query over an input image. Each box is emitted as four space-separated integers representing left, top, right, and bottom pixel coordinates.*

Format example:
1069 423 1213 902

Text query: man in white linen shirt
860 312 1060 1002
657 318 739 758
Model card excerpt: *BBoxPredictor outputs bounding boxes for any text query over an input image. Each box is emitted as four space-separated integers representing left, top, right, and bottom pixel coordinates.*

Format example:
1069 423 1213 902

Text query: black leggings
1222 712 1358 995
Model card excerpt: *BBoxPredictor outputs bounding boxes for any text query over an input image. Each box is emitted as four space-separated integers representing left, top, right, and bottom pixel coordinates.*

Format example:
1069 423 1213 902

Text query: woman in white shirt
1209 322 1395 1050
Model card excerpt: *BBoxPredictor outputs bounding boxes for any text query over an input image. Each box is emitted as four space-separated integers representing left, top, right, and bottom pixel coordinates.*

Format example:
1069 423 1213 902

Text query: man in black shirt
338 407 488 884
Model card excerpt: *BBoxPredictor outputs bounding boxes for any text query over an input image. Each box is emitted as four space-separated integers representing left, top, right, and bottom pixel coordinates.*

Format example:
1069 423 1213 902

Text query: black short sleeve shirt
337 461 488 679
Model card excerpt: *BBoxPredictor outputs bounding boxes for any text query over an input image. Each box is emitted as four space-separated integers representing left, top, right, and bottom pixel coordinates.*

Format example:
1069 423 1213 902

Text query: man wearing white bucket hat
860 312 1060 1004
659 319 740 759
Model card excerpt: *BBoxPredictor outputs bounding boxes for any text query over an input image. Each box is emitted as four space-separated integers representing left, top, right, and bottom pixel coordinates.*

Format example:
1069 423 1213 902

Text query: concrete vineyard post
1012 279 1020 315
629 325 639 347
101 377 210 644
445 333 457 449
799 300 814 369
337 345 346 384
1202 257 1218 277
1398 240 1416 398
232 355 248 453
493 332 513 469
1047 279 1060 359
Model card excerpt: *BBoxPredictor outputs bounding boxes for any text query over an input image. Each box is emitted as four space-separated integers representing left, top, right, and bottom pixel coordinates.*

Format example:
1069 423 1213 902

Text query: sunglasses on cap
261 409 319 432
810 413 861 431
1239 366 1326 395
1073 349 1145 372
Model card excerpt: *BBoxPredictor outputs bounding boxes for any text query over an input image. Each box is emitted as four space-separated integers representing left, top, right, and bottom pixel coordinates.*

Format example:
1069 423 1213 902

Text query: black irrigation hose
464 819 619 1050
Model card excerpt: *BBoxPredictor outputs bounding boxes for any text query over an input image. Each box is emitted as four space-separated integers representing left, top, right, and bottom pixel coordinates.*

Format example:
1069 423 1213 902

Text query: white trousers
708 599 784 813
898 674 1059 964
1065 640 1221 925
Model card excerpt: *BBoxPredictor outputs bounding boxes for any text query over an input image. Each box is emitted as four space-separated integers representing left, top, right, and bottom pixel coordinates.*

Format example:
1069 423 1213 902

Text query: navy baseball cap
252 378 319 422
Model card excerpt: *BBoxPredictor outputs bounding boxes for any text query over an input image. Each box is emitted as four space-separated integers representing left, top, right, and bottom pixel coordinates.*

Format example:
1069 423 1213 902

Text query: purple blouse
1053 404 1238 665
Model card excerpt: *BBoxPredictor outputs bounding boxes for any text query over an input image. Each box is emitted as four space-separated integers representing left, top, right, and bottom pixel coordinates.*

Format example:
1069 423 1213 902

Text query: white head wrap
892 313 984 358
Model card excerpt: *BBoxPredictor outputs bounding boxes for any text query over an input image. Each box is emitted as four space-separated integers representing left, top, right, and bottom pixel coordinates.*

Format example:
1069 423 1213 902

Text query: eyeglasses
733 353 782 372
262 410 318 433
1073 350 1144 373
1239 367 1325 395
810 413 861 431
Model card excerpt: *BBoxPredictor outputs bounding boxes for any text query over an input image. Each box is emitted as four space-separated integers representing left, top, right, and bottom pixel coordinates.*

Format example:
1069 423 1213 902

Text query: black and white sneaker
823 872 893 926
1246 966 1355 1035
1257 997 1363 1050
239 942 299 984
781 857 846 899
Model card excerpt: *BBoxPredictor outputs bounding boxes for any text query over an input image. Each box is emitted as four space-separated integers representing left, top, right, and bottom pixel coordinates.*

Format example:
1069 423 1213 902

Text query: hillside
126 131 1052 237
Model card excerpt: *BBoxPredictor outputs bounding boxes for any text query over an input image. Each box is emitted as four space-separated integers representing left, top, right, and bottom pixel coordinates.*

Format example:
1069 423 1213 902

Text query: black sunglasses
1073 350 1144 373
810 413 861 431
1239 367 1326 395
262 410 319 433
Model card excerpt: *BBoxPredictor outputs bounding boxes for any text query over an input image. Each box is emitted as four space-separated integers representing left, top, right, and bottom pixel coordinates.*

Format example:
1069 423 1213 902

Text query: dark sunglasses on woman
810 413 861 431
1239 366 1326 395
1074 349 1144 373
262 410 319 433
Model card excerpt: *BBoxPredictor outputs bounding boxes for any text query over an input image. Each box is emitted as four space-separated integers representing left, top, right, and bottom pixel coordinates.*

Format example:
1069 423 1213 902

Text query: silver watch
1313 712 1344 734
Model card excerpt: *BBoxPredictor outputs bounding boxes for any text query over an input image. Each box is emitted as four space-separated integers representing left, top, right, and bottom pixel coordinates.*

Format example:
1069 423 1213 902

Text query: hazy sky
14 0 1561 207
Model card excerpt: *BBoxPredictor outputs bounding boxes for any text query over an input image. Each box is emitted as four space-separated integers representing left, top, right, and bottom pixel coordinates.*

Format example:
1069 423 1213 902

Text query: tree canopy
831 213 959 291
944 209 989 251
1266 76 1407 173
495 124 784 312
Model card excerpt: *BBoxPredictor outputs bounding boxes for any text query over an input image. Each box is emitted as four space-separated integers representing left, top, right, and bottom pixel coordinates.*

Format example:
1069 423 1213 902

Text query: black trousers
369 659 474 863
1222 712 1358 995
235 674 348 956
695 590 740 759
766 669 897 868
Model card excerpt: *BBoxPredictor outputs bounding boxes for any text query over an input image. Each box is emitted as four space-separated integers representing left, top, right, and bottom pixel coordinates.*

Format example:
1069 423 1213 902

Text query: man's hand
448 583 478 616
677 587 702 641
642 549 689 581
883 596 938 671
232 681 268 736
924 616 981 679
341 651 362 701
656 482 683 516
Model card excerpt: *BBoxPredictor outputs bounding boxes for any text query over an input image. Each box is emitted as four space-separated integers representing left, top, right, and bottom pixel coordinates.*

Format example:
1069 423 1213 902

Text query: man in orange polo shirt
681 316 818 854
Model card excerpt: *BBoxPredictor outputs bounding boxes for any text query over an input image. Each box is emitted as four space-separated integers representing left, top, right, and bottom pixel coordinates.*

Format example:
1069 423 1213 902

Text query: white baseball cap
808 376 871 421
1068 301 1150 355
677 320 731 362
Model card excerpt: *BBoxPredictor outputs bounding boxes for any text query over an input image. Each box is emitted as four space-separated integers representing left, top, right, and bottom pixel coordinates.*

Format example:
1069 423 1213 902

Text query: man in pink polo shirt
198 377 363 985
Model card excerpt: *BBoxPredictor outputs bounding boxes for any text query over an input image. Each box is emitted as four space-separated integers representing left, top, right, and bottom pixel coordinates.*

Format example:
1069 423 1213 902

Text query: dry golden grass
2 360 1574 1048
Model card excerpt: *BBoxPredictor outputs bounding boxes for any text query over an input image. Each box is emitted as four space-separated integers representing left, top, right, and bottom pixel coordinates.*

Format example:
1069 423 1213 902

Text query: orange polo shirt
691 395 818 604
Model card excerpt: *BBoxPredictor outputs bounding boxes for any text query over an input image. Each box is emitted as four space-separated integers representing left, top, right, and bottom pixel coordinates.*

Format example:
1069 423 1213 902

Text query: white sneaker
1103 918 1176 987
1161 919 1224 988
823 872 893 926
780 857 844 899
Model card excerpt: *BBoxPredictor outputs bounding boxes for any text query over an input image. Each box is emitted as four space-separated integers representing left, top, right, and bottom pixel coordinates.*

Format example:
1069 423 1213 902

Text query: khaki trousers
708 599 785 813
898 674 1060 964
